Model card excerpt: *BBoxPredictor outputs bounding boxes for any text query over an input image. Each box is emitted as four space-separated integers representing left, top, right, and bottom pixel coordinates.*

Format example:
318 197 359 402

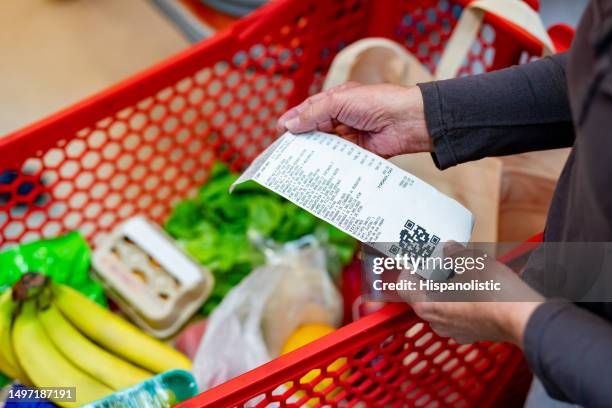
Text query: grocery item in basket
192 237 342 389
38 304 153 390
262 240 342 356
92 216 214 338
0 232 106 306
232 131 474 279
281 323 336 352
281 324 346 405
0 290 30 385
82 369 198 408
51 283 192 373
164 162 356 315
175 319 207 361
3 273 192 406
12 297 113 407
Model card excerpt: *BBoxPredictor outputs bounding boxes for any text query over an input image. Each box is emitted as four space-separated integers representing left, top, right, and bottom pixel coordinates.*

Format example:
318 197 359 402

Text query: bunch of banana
2 273 192 407
0 289 30 385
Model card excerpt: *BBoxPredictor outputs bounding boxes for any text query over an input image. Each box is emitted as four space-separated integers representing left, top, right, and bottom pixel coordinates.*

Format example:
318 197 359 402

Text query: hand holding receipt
231 131 474 264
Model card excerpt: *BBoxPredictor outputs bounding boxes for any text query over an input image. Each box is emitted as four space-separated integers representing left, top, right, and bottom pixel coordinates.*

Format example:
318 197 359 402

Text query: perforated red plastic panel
178 304 530 408
0 59 294 247
1 0 545 406
0 0 542 250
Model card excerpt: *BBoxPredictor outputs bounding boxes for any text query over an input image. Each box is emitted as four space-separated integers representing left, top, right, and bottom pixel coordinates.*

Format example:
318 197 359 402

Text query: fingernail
286 118 299 131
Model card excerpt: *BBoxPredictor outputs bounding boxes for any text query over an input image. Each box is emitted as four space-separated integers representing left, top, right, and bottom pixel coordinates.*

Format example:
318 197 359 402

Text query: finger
316 118 336 133
335 126 361 146
397 269 428 304
454 337 475 345
334 123 355 136
335 125 367 148
343 134 362 147
316 82 361 101
444 241 486 260
277 82 360 131
429 323 452 339
331 81 361 92
410 301 437 320
278 98 317 130
277 108 300 131
443 241 466 258
286 94 343 133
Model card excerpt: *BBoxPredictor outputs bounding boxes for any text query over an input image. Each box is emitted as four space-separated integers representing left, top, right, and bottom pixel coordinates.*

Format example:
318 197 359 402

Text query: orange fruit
281 324 347 405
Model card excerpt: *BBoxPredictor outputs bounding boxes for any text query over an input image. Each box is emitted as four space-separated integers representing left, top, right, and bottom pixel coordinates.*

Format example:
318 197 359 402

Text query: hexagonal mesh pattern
394 0 462 73
0 60 293 247
0 0 377 249
246 331 512 407
393 0 500 76
0 0 533 249
180 306 529 408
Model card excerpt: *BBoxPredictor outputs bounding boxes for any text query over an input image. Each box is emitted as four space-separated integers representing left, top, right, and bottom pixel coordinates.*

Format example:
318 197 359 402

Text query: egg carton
93 216 213 338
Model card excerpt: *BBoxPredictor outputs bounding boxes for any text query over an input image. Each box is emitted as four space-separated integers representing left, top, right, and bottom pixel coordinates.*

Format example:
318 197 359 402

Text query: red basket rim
0 0 556 163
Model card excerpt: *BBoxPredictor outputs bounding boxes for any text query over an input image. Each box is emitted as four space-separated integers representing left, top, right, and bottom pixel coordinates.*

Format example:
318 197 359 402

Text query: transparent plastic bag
192 236 342 390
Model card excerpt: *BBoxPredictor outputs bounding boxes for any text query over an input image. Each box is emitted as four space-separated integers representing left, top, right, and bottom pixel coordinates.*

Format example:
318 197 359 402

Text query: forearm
418 53 575 169
523 301 612 407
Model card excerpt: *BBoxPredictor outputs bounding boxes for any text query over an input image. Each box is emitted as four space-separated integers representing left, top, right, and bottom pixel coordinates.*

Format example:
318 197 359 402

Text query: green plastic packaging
0 232 107 306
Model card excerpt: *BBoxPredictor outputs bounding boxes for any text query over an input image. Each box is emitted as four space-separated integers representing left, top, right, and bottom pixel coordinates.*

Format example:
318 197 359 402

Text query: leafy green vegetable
164 162 356 314
0 232 107 306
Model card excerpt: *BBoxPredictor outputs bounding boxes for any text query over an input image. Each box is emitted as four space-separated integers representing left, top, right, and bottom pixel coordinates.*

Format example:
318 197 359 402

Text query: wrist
399 86 432 153
496 302 543 347
408 86 433 152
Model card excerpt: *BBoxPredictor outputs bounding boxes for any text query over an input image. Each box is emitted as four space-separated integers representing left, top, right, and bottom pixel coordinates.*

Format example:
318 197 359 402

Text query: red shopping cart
0 0 569 406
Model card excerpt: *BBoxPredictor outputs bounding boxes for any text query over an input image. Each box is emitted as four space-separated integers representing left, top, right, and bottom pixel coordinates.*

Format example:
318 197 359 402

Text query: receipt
231 131 474 260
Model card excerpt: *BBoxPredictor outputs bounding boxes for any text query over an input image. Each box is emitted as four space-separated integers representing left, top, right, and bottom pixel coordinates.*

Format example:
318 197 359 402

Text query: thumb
443 240 466 258
279 82 360 133
285 94 342 134
397 268 428 304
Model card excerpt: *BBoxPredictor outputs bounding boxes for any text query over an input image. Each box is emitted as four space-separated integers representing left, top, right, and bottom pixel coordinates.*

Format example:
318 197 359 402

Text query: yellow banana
12 300 113 407
39 303 153 390
0 289 30 384
52 284 192 373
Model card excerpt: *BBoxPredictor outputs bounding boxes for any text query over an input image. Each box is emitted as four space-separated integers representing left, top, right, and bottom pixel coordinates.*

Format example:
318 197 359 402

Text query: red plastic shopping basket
0 0 567 406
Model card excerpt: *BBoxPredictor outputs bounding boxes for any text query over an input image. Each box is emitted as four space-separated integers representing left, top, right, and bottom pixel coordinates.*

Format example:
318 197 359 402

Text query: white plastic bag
192 237 342 390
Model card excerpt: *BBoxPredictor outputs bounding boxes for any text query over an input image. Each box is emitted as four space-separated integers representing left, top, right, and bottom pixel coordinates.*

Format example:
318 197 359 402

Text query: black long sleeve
524 301 612 407
417 53 575 169
413 1 612 406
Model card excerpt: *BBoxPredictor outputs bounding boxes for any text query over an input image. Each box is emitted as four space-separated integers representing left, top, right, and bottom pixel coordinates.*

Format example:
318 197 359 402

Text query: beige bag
323 0 563 242
498 149 569 242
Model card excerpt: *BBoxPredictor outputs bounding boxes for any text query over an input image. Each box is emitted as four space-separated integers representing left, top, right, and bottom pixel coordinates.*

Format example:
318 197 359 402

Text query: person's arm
418 53 575 169
524 302 612 407
278 54 574 164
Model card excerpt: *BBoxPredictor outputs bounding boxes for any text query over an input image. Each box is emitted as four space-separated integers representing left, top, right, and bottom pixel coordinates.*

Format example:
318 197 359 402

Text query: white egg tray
92 215 213 338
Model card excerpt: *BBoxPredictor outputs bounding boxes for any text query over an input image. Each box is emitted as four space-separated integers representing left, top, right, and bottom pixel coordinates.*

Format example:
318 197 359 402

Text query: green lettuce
165 162 355 314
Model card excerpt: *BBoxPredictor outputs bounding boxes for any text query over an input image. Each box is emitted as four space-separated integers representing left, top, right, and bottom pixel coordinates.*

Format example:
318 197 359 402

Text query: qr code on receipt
389 220 439 258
